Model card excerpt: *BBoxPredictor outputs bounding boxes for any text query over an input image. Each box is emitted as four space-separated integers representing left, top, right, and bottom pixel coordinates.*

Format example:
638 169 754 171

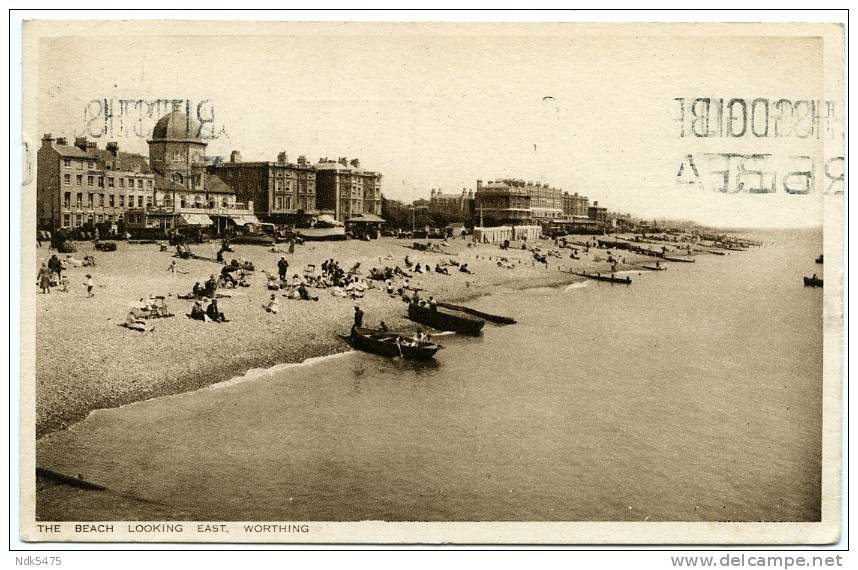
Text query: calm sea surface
39 229 823 521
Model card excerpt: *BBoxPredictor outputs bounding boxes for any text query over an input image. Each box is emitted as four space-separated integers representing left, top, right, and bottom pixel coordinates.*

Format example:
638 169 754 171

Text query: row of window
62 212 123 227
63 192 149 209
62 157 133 172
62 173 153 190
62 158 96 170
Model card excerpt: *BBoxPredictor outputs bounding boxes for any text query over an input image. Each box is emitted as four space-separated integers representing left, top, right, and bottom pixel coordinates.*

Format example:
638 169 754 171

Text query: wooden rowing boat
661 256 696 263
803 276 823 288
339 327 442 360
408 303 485 335
571 271 632 284
639 264 666 271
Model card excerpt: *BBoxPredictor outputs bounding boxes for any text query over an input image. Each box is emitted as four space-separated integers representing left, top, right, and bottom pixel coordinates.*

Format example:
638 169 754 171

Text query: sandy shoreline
35 235 650 438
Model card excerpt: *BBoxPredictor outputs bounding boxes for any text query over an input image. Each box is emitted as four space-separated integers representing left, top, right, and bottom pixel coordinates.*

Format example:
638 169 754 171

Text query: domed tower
148 110 207 194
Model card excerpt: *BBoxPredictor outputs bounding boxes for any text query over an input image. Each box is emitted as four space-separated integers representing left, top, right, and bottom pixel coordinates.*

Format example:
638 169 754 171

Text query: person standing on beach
353 305 364 329
48 254 62 280
278 257 289 281
83 274 94 297
167 260 177 274
37 263 51 294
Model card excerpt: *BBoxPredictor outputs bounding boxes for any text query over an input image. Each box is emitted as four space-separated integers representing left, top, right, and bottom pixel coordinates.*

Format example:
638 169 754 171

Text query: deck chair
303 264 316 278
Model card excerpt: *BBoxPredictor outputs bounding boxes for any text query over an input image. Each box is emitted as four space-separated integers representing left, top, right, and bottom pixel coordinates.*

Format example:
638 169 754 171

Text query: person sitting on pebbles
190 299 209 321
263 294 280 314
124 310 150 332
206 298 229 322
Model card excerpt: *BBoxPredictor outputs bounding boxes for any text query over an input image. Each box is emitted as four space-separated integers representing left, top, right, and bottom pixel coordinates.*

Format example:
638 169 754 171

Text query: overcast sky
35 22 842 227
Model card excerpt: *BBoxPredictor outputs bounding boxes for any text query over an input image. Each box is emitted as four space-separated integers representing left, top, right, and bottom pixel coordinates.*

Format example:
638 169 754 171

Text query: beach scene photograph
20 21 843 540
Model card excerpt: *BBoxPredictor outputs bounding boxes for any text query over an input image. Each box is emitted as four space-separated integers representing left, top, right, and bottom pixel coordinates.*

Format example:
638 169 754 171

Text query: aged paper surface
19 20 843 544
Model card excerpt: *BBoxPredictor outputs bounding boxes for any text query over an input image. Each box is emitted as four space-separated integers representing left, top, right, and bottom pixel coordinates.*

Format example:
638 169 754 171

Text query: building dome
151 110 203 141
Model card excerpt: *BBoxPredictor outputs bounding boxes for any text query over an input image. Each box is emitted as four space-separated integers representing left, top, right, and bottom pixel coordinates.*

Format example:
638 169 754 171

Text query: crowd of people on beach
38 228 651 338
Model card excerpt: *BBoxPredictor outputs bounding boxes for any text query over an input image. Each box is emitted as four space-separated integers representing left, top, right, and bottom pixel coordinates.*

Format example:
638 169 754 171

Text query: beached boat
639 264 667 271
340 327 442 360
571 271 632 285
408 303 485 335
708 250 726 256
661 255 696 263
294 226 347 241
815 255 824 264
803 276 823 288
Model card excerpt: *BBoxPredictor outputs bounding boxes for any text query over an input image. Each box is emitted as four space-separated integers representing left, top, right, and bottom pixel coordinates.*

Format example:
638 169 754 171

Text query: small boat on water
816 255 824 264
408 303 485 335
708 250 726 256
803 276 823 288
339 327 442 360
639 264 667 271
572 271 632 285
661 255 696 263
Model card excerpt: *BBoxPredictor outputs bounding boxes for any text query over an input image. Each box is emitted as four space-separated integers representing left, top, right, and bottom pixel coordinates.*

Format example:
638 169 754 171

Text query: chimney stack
74 137 88 151
350 158 360 169
41 133 55 147
338 157 348 167
55 137 67 146
230 150 241 163
277 152 288 164
106 141 119 157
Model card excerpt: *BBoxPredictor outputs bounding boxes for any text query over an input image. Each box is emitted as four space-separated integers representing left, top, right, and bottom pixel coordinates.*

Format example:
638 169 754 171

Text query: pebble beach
35 235 648 438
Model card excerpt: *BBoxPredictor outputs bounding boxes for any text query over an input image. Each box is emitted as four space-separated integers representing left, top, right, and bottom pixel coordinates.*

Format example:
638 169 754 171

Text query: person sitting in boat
206 299 228 322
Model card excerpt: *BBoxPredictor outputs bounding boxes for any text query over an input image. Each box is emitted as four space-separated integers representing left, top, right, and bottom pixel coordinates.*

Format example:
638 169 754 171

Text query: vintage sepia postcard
17 18 844 544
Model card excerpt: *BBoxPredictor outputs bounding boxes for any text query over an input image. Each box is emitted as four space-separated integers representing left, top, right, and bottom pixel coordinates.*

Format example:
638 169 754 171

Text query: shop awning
228 214 261 226
177 213 214 226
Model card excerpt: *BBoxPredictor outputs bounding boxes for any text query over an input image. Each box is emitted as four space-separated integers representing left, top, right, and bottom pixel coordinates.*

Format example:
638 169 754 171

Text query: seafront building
562 192 589 217
207 151 318 224
124 110 257 235
587 201 608 224
473 179 564 226
314 158 383 223
36 135 155 231
37 113 383 234
429 188 475 225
